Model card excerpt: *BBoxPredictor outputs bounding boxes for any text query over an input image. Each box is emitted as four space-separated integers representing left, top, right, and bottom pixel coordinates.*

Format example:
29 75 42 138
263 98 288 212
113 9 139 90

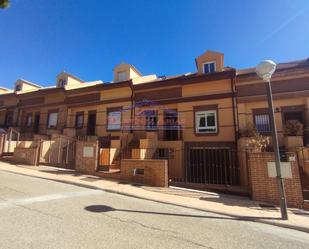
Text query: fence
38 136 76 169
116 145 240 189
167 147 239 186
1 128 20 154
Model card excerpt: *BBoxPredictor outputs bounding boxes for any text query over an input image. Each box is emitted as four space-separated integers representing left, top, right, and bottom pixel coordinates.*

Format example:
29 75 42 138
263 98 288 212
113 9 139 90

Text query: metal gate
39 136 76 169
1 128 20 154
186 147 239 185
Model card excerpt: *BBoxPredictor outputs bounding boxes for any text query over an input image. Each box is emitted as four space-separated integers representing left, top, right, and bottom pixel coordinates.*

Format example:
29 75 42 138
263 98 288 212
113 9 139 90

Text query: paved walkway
0 160 309 233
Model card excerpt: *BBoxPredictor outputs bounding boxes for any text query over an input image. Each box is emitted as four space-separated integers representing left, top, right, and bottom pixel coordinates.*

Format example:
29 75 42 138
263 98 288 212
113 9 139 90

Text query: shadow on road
84 205 282 221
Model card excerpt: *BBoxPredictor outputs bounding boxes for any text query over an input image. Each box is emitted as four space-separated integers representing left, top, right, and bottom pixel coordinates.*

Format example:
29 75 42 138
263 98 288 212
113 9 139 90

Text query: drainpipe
230 70 239 148
129 80 134 134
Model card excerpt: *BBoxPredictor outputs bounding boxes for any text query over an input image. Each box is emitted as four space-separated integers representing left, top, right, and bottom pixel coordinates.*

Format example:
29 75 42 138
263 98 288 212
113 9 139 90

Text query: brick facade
248 152 303 208
13 147 39 165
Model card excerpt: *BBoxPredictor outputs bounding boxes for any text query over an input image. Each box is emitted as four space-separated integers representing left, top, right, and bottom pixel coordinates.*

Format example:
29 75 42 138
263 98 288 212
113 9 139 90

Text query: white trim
202 61 216 74
195 110 217 133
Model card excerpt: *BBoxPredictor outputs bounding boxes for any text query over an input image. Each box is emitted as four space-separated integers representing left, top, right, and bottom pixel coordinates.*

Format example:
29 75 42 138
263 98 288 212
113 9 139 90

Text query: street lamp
256 60 288 220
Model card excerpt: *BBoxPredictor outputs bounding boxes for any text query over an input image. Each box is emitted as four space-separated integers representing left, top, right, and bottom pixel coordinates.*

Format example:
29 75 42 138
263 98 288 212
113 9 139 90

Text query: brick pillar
75 140 99 175
248 152 303 208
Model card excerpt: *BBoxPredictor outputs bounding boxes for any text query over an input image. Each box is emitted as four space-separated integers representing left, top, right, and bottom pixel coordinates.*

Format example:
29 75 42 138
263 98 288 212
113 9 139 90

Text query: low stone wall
13 147 39 165
121 159 168 187
75 140 99 175
248 152 303 208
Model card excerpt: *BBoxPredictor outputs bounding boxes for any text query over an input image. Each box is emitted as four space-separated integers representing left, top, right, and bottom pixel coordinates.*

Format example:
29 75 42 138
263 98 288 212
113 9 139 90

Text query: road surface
0 169 308 249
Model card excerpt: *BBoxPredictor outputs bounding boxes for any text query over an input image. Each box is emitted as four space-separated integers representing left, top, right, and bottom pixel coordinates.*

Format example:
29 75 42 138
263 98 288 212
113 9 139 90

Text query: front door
33 113 40 133
87 111 96 136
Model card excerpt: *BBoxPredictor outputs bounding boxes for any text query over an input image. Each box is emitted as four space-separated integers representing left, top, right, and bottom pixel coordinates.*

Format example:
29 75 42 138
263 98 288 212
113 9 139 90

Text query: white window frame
202 61 216 74
47 112 58 129
107 111 122 130
195 110 218 134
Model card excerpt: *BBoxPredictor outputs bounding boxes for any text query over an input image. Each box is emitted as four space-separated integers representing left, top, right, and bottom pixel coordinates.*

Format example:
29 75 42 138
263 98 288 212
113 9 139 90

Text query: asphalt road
0 170 309 249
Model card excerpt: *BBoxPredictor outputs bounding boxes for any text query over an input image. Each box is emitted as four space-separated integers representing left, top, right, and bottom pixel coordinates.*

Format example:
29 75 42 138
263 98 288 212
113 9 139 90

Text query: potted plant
239 123 270 152
284 120 304 148
245 131 270 153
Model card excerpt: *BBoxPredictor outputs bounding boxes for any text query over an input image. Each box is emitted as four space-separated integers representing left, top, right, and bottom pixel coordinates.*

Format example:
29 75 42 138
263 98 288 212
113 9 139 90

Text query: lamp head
256 60 276 81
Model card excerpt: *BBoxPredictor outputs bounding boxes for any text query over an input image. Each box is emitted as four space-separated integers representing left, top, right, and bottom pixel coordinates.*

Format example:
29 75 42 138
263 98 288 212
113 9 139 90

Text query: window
58 79 67 87
75 112 84 128
254 113 271 133
47 112 58 129
25 114 32 127
5 112 13 127
15 84 22 91
145 110 157 130
203 62 216 74
117 71 127 81
107 111 122 130
195 110 217 133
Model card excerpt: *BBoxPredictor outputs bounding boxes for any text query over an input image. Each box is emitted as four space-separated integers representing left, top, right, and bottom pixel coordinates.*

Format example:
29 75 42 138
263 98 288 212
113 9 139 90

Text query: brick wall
248 152 303 208
75 141 99 175
121 159 168 187
0 134 5 156
13 147 39 165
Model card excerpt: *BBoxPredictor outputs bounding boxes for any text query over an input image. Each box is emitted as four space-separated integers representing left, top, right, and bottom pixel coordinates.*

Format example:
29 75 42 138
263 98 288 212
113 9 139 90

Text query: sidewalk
0 160 309 233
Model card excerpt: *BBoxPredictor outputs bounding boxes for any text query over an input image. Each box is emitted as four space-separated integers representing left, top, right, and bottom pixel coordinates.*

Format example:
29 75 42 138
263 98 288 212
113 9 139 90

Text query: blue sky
0 0 309 88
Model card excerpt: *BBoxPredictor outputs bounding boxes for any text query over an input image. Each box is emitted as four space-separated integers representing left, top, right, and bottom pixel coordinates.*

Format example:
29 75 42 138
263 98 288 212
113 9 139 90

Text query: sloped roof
17 79 42 88
56 71 85 82
237 58 309 76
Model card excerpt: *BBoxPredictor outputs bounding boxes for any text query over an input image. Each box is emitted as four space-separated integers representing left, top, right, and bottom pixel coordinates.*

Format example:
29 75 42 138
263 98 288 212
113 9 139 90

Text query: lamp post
256 60 288 220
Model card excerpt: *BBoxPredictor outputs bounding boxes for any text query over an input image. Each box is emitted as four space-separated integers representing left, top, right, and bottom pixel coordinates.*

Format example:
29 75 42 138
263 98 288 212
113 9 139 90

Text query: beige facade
1 50 309 195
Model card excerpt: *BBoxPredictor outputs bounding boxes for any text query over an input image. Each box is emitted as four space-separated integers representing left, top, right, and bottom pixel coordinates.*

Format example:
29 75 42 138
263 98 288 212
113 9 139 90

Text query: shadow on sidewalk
39 169 80 176
84 204 282 221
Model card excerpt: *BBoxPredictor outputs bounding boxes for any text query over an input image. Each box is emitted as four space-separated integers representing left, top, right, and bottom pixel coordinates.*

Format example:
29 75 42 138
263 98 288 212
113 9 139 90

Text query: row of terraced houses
1 50 309 209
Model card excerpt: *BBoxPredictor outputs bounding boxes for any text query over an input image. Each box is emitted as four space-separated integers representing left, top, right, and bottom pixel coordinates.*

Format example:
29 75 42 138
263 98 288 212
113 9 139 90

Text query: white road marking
0 189 103 210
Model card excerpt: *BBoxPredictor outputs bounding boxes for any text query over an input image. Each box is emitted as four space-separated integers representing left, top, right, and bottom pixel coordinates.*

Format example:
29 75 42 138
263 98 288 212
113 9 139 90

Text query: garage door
187 147 239 185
